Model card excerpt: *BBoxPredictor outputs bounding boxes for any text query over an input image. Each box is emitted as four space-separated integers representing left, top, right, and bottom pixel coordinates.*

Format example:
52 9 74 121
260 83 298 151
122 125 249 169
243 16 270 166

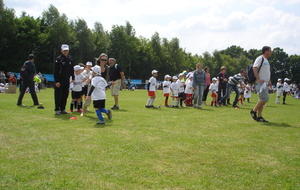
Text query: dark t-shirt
218 72 228 86
109 64 123 81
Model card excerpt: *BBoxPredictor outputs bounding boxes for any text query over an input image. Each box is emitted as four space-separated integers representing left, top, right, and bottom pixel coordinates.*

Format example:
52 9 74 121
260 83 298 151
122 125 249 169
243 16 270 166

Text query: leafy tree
269 47 289 84
289 55 300 83
93 22 110 59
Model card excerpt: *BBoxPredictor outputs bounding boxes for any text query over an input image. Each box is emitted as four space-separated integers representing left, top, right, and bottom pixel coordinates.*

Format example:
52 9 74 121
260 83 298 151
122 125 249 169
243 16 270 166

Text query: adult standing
202 66 211 105
97 53 110 82
109 58 125 110
54 44 75 115
17 54 43 108
192 63 206 109
218 66 230 105
250 46 272 122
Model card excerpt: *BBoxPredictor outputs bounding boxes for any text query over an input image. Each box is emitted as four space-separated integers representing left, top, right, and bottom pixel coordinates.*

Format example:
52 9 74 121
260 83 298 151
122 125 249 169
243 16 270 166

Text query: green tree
93 22 110 59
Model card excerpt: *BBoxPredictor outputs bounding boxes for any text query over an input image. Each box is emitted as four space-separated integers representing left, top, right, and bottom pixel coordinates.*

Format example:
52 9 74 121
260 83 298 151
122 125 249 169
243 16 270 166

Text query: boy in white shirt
163 75 171 107
275 78 283 104
244 83 252 103
85 65 112 125
70 65 86 112
171 76 180 107
282 78 290 104
177 73 185 107
209 77 218 106
184 75 193 106
145 70 158 108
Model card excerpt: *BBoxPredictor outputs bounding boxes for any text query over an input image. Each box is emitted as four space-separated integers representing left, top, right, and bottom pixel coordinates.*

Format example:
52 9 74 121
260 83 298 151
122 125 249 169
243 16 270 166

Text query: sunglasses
100 59 107 61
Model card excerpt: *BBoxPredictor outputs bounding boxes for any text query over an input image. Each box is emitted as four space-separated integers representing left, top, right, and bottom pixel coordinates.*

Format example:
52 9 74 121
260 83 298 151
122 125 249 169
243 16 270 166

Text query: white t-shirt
253 56 270 83
91 76 107 101
176 79 185 93
72 73 85 92
283 82 290 92
163 80 171 94
185 80 193 94
81 69 92 86
209 83 218 94
276 82 283 93
171 82 179 96
148 76 157 91
244 84 252 98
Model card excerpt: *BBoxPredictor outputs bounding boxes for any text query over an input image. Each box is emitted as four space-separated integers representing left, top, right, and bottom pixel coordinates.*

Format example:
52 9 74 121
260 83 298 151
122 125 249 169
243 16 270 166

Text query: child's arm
86 85 95 100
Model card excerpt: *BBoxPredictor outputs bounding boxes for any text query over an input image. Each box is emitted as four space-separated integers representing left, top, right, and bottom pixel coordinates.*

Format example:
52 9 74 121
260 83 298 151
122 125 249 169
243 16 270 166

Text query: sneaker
96 121 105 125
216 103 221 107
80 112 84 116
70 109 74 112
180 105 185 107
257 116 269 122
77 109 82 113
193 105 197 108
106 109 112 120
55 111 61 115
37 105 44 109
17 104 25 107
34 103 43 106
197 105 202 109
111 105 119 110
145 105 151 108
61 110 70 114
250 109 257 121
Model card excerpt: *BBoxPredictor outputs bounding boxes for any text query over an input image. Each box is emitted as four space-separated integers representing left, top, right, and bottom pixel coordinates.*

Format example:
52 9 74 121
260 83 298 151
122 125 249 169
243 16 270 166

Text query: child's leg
165 96 169 106
175 98 179 106
70 99 75 111
96 109 104 122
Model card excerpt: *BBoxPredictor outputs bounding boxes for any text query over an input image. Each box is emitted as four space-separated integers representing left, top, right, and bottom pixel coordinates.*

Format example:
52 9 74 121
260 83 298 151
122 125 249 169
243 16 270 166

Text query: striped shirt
228 73 245 85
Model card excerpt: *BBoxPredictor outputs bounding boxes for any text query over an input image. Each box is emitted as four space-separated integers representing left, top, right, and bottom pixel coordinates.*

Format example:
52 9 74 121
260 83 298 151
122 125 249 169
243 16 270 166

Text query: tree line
1 1 299 83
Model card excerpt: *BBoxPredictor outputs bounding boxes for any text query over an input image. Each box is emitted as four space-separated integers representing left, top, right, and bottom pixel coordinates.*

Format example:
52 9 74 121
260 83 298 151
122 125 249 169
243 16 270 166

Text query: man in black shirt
53 44 75 115
109 58 125 109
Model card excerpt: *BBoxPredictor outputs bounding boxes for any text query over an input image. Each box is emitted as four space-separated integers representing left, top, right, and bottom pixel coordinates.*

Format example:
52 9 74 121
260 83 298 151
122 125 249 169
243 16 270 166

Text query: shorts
148 91 155 96
164 93 169 97
255 83 269 103
179 92 185 98
82 85 88 96
186 93 192 98
276 91 282 97
211 92 217 98
111 79 121 96
72 91 81 99
93 99 106 109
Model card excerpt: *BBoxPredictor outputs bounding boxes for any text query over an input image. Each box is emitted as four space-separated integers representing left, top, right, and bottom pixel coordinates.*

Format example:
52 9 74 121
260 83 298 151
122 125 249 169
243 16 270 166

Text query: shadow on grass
262 122 297 128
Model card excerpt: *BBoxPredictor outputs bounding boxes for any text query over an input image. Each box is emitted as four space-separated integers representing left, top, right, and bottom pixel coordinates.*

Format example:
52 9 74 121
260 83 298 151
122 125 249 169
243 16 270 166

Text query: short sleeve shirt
91 76 107 100
253 56 270 83
149 76 157 91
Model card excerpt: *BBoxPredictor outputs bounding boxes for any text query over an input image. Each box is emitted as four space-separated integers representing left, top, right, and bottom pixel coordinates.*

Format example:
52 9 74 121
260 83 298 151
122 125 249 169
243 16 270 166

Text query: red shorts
211 93 217 98
185 93 192 98
148 91 155 96
164 93 169 97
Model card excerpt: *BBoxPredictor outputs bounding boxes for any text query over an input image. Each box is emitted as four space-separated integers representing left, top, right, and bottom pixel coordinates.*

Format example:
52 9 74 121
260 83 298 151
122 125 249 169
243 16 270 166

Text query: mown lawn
0 88 299 189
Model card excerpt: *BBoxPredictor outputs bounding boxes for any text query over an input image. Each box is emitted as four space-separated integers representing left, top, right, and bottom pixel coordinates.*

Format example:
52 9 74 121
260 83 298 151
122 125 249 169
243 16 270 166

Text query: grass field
0 88 299 189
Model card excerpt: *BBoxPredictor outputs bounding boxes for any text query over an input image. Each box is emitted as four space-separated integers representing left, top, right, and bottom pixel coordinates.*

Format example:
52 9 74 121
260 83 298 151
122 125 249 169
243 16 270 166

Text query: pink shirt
206 73 211 86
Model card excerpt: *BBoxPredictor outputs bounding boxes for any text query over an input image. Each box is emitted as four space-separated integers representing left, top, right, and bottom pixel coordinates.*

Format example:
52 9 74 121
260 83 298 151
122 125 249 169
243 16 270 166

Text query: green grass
0 88 299 189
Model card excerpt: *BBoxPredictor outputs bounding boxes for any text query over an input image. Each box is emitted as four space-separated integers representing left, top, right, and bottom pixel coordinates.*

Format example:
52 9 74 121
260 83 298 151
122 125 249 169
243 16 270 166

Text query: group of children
145 70 254 108
69 62 112 125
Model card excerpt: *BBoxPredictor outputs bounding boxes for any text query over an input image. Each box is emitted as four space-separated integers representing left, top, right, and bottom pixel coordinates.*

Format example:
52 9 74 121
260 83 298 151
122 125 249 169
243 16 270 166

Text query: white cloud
4 0 300 55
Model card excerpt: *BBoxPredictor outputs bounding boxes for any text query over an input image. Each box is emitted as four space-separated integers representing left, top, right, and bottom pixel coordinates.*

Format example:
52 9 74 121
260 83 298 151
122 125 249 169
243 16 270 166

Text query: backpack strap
258 56 264 73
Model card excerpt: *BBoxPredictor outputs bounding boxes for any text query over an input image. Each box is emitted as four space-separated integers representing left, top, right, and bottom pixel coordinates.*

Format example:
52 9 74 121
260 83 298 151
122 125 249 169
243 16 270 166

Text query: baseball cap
212 77 217 81
152 70 158 74
164 75 170 79
172 76 178 80
74 65 84 71
278 78 282 81
61 44 69 51
92 65 101 75
284 78 290 81
86 62 93 66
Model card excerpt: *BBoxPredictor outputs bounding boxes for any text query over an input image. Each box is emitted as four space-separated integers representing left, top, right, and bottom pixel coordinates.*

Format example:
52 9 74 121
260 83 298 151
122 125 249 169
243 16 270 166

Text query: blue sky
5 0 300 55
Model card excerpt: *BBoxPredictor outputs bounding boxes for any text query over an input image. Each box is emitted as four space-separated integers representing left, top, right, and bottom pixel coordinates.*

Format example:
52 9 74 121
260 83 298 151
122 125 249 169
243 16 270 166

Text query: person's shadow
261 122 296 128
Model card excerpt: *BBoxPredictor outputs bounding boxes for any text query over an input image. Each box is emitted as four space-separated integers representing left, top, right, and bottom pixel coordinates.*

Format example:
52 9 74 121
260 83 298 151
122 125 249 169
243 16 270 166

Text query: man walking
54 44 75 115
250 46 272 122
109 58 125 110
17 54 43 109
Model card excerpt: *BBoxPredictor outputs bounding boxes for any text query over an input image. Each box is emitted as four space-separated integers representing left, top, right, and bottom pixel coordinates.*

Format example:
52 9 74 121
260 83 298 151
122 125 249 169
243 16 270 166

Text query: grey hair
109 58 116 63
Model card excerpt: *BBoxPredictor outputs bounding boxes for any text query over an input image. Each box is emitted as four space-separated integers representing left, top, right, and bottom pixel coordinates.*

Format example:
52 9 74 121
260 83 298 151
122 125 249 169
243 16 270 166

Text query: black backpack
20 61 32 78
246 56 264 84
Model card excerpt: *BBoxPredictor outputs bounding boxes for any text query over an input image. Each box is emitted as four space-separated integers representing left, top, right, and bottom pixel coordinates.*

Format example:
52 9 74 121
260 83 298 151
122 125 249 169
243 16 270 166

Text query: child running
86 65 112 125
145 70 158 108
163 74 171 107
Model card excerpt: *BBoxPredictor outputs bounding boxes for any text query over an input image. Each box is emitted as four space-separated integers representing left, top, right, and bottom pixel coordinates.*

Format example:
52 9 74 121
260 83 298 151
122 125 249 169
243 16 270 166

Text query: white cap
284 78 290 81
164 74 170 79
92 65 101 75
152 70 158 74
189 75 194 79
178 73 184 77
74 65 84 71
278 78 282 81
86 62 93 66
172 76 178 80
61 44 69 51
212 77 217 81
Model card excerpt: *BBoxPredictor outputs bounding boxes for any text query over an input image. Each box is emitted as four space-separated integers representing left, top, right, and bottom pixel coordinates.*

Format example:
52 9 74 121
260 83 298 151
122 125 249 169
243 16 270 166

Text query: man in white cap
54 44 75 115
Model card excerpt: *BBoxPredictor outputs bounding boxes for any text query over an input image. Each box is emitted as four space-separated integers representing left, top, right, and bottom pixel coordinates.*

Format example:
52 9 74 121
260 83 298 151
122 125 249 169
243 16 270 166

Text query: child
80 62 93 116
244 83 252 103
163 74 171 107
209 77 218 106
70 65 86 112
86 65 112 125
177 73 185 107
184 75 193 106
237 81 246 105
171 76 180 108
275 78 283 104
145 70 158 108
